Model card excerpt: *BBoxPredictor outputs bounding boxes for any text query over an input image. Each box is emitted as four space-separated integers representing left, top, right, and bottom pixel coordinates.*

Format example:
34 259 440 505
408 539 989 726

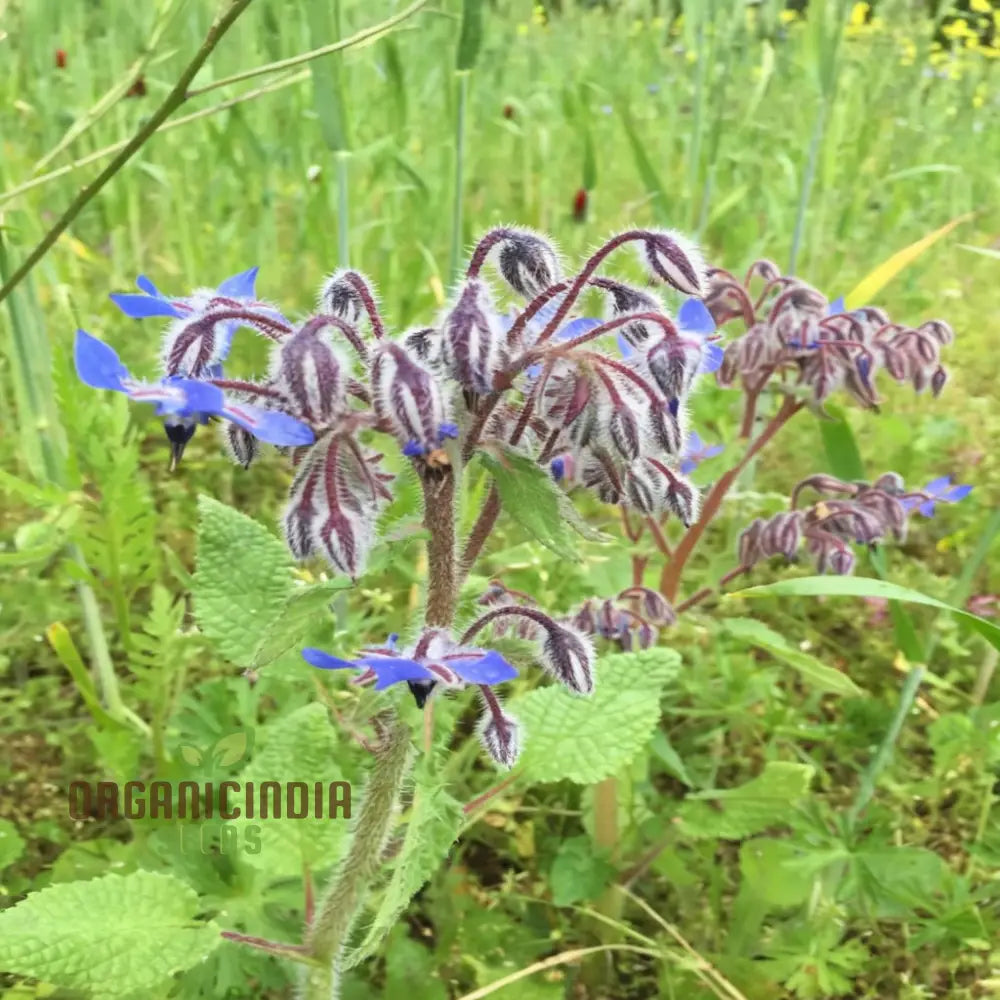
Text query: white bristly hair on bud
636 229 706 297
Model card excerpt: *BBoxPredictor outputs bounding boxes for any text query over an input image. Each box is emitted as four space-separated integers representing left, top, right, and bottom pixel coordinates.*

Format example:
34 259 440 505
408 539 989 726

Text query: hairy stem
421 469 458 626
302 716 413 997
659 396 802 601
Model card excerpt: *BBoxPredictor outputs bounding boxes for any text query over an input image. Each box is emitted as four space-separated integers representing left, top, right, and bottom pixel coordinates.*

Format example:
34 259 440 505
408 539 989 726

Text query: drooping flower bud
597 280 667 350
225 421 258 469
274 319 348 425
538 623 595 695
493 229 562 299
623 458 664 515
319 270 366 324
371 341 456 458
403 326 444 373
638 230 705 296
477 701 521 769
440 280 508 393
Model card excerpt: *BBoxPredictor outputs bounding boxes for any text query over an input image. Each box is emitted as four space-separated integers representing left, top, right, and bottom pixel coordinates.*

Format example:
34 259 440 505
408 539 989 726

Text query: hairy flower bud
319 269 366 324
623 458 664 515
274 319 348 425
597 280 666 350
478 702 521 768
639 230 704 296
607 404 643 461
440 280 507 393
403 326 444 372
225 421 258 469
539 623 595 695
738 518 765 567
494 229 561 298
371 341 456 458
617 586 676 626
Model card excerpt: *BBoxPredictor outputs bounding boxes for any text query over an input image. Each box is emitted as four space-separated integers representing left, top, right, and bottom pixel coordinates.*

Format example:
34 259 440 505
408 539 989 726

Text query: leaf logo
178 731 251 771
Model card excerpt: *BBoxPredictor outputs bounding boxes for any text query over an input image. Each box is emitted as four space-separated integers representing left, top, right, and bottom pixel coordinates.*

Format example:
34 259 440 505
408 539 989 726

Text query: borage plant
2 225 975 999
51 226 714 996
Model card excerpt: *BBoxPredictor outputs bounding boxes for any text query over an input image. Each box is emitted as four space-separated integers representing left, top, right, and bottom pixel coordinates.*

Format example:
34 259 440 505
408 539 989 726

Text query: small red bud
502 104 515 119
126 76 147 98
572 187 588 222
55 49 67 69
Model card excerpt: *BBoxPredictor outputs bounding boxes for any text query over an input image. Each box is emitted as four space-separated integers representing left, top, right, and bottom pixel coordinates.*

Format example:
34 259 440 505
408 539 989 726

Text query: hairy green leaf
229 704 350 878
511 649 680 784
0 870 220 996
193 496 296 665
478 448 581 561
344 772 462 967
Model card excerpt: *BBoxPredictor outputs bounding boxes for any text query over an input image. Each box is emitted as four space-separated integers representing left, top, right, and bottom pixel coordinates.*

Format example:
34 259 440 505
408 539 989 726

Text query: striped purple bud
597 280 666 350
319 269 365 324
539 623 595 695
371 341 455 458
494 229 562 299
403 326 444 372
225 421 258 469
738 518 765 567
440 280 507 393
638 231 705 296
477 701 521 769
617 586 676 626
607 403 643 461
274 319 348 425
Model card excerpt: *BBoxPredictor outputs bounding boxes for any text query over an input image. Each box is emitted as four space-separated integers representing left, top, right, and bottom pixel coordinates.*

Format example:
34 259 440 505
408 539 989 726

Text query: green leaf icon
213 732 248 766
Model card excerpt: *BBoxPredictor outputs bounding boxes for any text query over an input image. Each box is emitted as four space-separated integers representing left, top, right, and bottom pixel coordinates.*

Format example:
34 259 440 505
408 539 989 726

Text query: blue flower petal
221 404 315 446
109 293 184 319
447 650 518 686
946 484 972 502
827 296 846 316
703 445 724 459
302 648 357 671
124 381 193 414
919 499 937 518
217 266 259 300
438 423 459 441
556 317 603 342
700 341 725 374
135 274 163 297
359 657 436 690
678 298 716 335
551 457 565 481
924 475 952 496
679 459 696 475
74 330 130 392
174 378 226 415
616 332 634 359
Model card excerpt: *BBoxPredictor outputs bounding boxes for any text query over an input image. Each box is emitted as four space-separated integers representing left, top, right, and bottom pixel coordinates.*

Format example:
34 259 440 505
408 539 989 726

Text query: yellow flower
899 37 916 67
531 4 546 27
942 18 973 41
970 0 990 13
779 9 798 24
849 2 869 27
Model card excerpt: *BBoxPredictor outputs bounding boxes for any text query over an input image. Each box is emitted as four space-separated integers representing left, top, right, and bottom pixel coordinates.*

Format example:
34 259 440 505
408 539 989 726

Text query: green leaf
818 404 865 480
740 837 836 908
549 836 616 906
730 576 1000 655
456 0 484 71
252 579 349 667
722 617 863 696
344 772 462 967
678 761 814 839
0 870 220 996
0 819 25 871
847 846 952 918
193 496 296 666
510 649 680 784
228 704 350 878
478 448 581 562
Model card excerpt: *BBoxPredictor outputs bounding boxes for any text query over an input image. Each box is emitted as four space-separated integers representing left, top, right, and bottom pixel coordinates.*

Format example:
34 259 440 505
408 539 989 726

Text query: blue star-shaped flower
679 430 724 475
75 330 314 468
110 266 265 362
901 476 973 517
302 640 518 691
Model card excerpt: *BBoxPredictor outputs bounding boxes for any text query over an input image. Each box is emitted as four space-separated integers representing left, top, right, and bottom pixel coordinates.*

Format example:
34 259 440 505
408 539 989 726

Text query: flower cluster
706 260 955 408
77 228 719 582
303 607 595 767
736 471 972 577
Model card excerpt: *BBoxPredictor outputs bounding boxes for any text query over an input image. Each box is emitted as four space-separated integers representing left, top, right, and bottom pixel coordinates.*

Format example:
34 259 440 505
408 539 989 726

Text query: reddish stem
463 771 520 815
659 395 803 601
341 273 385 340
